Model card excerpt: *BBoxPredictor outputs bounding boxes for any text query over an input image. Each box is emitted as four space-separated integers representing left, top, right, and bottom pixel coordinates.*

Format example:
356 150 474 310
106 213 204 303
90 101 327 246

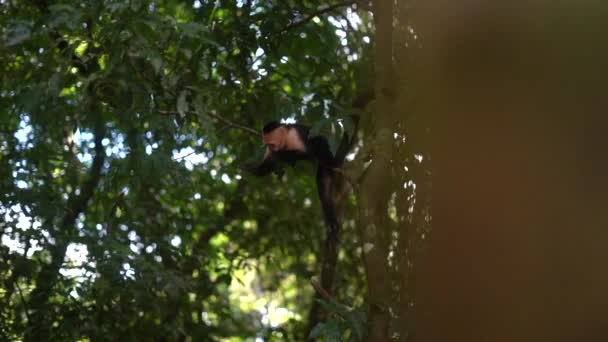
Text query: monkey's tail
309 167 343 330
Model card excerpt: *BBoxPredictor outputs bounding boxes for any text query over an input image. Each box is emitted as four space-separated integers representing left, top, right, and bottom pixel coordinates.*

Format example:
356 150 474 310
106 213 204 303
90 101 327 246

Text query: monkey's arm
242 147 282 177
247 158 278 176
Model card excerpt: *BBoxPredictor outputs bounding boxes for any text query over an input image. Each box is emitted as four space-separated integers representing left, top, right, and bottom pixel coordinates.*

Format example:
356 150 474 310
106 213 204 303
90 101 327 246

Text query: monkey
247 92 372 330
246 119 359 327
248 120 356 233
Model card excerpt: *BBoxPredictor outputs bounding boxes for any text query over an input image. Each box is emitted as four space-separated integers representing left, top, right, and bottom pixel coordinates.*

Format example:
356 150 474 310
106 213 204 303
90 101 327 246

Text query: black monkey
249 120 355 233
248 93 372 328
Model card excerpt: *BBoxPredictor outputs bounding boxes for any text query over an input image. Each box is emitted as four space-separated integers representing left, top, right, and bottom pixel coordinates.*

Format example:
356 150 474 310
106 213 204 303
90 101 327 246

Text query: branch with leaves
272 1 356 37
25 117 107 340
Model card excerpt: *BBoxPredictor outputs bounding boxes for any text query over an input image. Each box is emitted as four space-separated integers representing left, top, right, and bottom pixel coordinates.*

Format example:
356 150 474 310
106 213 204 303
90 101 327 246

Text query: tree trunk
357 1 395 341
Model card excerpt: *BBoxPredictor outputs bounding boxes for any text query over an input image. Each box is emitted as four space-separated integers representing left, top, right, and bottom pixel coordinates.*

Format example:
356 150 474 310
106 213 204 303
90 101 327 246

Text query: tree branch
172 151 197 161
159 110 260 136
311 278 333 302
273 1 355 37
25 117 106 340
15 283 31 323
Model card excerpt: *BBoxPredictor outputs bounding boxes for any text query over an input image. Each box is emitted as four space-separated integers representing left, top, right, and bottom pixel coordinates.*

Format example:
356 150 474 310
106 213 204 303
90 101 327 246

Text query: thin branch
332 167 359 191
15 283 31 323
62 119 106 222
172 151 197 161
311 277 354 310
159 110 260 136
205 110 260 136
311 278 333 302
272 1 355 37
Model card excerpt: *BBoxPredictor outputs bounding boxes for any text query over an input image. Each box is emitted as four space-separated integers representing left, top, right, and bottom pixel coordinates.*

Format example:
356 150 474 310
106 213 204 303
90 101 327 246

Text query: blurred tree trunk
357 1 395 341
414 1 608 341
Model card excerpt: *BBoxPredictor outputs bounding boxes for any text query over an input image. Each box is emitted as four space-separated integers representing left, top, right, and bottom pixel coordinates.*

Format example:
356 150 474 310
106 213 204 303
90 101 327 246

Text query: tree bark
357 1 395 341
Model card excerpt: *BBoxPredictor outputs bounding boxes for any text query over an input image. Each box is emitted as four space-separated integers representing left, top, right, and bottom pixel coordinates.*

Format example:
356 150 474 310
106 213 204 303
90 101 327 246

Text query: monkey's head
262 121 288 152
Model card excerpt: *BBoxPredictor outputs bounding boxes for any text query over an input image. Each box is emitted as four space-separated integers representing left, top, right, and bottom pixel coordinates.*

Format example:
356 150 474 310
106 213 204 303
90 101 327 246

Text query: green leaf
130 0 143 12
315 298 351 317
308 322 326 339
48 4 81 29
48 4 77 12
309 118 344 157
325 321 342 342
149 51 163 74
135 18 158 34
6 21 32 46
274 97 298 119
217 274 232 285
344 310 366 341
180 22 209 38
309 118 327 138
107 2 128 13
18 86 44 112
341 115 356 141
119 30 133 42
310 320 342 341
243 145 267 166
48 72 64 97
177 90 189 117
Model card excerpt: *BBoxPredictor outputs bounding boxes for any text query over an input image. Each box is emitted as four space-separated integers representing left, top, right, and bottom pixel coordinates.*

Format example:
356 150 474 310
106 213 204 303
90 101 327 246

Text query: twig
205 110 260 136
172 151 197 161
15 283 31 322
272 1 355 37
159 110 260 137
106 190 126 222
311 278 334 302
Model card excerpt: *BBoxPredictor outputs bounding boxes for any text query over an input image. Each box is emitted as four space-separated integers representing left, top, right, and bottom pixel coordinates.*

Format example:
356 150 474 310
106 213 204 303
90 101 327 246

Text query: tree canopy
1 1 428 340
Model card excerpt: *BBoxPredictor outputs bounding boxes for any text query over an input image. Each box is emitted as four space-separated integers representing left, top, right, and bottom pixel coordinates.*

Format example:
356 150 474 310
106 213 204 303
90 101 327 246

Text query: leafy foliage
309 299 366 341
0 0 374 340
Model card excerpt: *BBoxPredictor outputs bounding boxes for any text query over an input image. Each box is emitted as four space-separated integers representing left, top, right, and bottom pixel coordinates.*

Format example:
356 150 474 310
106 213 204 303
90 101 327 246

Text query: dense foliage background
1 1 428 340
